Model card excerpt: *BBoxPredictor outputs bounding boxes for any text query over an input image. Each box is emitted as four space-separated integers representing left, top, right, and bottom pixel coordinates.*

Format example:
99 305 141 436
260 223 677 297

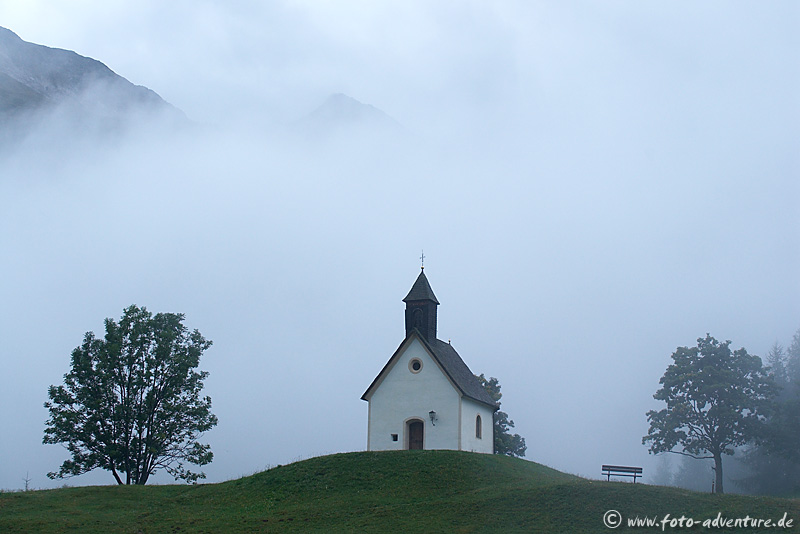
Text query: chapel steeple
403 268 439 341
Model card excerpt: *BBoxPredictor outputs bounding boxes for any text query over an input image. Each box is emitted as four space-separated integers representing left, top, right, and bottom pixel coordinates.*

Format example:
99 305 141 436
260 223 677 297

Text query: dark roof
403 269 439 304
361 331 498 410
424 337 498 408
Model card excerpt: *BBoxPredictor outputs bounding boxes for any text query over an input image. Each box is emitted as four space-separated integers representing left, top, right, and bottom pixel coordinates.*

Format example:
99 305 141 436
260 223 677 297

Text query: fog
1 1 798 490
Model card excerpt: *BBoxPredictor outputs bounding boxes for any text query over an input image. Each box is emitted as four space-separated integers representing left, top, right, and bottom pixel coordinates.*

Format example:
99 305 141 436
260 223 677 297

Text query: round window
409 358 423 373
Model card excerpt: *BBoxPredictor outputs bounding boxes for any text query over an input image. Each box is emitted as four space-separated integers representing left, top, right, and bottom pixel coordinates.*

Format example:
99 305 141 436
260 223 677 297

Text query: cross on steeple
420 250 425 270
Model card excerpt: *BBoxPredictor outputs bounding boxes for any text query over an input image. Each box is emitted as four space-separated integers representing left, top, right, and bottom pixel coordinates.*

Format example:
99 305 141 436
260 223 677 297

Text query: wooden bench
602 465 642 483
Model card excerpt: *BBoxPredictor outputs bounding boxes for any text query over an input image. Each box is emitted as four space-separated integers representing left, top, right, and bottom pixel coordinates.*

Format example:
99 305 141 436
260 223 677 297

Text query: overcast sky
1 1 798 490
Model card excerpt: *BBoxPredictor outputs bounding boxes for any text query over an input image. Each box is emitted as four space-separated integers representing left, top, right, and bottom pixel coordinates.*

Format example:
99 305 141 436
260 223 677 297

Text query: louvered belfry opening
403 269 439 341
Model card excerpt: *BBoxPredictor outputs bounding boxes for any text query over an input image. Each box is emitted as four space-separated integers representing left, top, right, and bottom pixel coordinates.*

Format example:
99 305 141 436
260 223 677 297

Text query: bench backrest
602 465 643 474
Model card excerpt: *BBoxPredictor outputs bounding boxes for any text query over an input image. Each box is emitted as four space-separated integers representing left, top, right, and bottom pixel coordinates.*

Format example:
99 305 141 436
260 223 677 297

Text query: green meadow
1 451 797 533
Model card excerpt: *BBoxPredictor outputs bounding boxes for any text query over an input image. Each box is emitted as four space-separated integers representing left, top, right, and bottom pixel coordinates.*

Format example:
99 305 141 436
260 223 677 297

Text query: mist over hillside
0 2 797 493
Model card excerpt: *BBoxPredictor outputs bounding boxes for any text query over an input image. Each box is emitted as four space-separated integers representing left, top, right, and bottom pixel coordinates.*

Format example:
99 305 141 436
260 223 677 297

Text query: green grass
1 451 798 533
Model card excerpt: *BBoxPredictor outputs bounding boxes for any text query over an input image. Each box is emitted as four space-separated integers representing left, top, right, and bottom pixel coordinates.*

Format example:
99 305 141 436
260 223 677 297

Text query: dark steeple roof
362 269 497 410
403 269 439 304
403 268 439 340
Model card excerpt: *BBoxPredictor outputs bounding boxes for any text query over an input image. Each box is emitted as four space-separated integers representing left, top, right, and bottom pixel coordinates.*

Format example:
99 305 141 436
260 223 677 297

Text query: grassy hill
1 451 798 533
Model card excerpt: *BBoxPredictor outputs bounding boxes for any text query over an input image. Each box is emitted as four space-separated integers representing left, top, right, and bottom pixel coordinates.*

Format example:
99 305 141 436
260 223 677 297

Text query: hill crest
1 450 797 533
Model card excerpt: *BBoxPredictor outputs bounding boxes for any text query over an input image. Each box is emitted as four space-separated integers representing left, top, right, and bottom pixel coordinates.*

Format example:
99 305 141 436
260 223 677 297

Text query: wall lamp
429 410 437 426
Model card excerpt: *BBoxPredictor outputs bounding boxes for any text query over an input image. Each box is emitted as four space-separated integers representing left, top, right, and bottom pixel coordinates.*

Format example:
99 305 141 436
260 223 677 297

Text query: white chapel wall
368 338 460 451
459 397 495 454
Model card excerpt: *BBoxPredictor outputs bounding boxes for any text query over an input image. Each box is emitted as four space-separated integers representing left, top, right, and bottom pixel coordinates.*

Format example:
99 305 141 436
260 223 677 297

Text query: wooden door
408 420 424 450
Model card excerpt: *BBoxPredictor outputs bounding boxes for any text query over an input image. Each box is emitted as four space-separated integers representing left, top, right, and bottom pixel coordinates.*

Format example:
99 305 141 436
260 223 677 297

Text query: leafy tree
44 305 217 485
476 374 527 458
643 334 774 493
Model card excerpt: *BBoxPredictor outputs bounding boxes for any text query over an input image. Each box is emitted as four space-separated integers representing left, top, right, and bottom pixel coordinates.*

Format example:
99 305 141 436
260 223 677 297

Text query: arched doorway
407 419 424 450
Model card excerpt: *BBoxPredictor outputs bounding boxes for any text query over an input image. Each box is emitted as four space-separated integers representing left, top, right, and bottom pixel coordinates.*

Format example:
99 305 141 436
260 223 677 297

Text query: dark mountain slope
0 26 184 129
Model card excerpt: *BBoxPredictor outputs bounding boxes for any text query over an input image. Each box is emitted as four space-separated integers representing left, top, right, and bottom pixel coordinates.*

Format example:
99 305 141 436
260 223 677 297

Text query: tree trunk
713 453 724 494
111 467 123 486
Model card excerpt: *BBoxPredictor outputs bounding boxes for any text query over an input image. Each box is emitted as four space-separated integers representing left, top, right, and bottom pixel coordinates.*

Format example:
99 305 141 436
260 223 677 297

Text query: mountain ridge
293 92 405 139
0 26 184 125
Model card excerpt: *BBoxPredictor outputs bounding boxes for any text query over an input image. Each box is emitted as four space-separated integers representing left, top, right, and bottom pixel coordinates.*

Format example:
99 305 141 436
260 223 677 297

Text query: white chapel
361 269 498 453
